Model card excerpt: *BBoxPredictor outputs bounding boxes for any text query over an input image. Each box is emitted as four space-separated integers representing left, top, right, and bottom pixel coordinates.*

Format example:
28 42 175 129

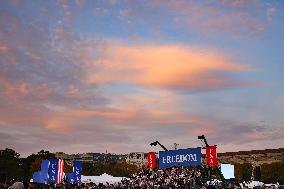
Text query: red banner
147 152 156 169
206 146 217 167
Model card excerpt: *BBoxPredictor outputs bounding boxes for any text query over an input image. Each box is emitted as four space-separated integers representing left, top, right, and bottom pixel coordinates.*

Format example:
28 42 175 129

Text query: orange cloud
0 45 17 64
44 95 219 135
0 45 9 54
0 75 52 100
0 76 29 96
46 107 149 132
86 44 250 90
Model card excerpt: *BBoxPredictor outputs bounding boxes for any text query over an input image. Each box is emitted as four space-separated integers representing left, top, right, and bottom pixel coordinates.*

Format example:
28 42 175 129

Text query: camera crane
150 141 168 151
198 135 229 189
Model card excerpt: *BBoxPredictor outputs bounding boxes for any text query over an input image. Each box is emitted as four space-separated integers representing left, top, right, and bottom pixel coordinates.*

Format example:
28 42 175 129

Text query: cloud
0 76 29 96
208 122 284 146
116 0 277 37
86 44 250 91
1 100 283 156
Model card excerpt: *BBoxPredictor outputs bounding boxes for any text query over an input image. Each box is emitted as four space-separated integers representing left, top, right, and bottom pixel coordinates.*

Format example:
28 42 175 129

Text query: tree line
234 162 284 184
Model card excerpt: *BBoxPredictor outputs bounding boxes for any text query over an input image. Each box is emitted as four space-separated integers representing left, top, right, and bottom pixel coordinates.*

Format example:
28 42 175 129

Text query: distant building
78 153 93 162
55 152 72 160
55 152 93 162
55 152 127 164
126 152 148 168
93 153 127 164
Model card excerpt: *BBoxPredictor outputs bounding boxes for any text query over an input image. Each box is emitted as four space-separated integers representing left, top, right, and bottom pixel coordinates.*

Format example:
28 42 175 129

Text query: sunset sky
1 0 284 157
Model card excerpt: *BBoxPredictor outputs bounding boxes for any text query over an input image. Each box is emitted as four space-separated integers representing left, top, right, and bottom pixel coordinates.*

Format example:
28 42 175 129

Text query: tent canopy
81 173 128 184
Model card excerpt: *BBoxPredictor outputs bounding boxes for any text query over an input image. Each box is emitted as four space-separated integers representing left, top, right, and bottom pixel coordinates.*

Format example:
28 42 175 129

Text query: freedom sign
159 148 201 169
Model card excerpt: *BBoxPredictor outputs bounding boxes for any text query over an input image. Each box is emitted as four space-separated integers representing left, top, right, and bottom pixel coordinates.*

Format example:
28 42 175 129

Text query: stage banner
32 160 49 184
32 171 42 183
159 148 201 169
147 152 156 169
73 160 83 183
41 160 50 183
48 159 58 183
41 160 50 175
206 146 217 167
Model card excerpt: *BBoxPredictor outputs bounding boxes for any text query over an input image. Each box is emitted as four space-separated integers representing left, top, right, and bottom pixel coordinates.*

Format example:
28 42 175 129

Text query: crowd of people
1 181 282 189
0 166 233 189
1 166 282 189
121 166 209 188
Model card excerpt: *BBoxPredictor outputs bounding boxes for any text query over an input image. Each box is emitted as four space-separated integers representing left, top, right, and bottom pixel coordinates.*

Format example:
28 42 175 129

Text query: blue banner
159 148 202 169
32 171 42 183
41 160 49 174
48 159 58 183
73 160 82 183
32 160 49 184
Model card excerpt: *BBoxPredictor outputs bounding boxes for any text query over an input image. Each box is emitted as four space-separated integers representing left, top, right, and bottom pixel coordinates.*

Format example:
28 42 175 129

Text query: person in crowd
8 182 24 189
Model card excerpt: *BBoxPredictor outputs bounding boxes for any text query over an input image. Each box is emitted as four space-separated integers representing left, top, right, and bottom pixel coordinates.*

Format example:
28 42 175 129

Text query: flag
48 159 64 184
48 159 58 183
206 146 217 167
57 159 64 183
73 160 82 183
147 152 156 169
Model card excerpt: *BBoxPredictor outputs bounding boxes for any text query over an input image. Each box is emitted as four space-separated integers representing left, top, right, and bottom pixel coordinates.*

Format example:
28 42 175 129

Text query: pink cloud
0 45 9 54
42 92 218 135
0 76 29 96
0 45 17 64
85 44 250 91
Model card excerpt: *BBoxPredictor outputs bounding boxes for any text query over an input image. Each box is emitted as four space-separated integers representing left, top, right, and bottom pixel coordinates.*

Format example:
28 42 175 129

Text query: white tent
264 183 279 188
240 181 264 188
81 173 129 184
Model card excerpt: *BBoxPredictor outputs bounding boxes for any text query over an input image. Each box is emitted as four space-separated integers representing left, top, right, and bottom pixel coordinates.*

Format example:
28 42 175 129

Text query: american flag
57 159 64 183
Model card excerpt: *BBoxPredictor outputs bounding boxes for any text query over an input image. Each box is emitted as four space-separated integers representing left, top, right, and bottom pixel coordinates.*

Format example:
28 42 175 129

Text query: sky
0 0 284 157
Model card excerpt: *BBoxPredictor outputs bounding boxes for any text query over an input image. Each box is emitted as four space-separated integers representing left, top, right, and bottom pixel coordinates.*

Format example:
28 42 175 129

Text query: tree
0 148 20 160
261 161 284 184
105 162 138 177
82 161 138 177
234 163 252 182
82 161 97 175
0 148 23 183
